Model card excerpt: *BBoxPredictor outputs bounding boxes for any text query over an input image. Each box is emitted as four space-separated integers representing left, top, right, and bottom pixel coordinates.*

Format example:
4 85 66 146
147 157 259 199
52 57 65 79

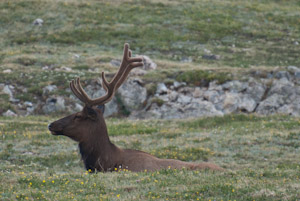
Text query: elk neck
78 117 122 172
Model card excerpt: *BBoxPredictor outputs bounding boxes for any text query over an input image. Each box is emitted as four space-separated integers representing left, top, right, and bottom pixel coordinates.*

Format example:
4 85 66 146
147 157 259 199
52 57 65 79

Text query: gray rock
24 101 33 107
173 81 186 89
202 54 221 60
287 66 300 73
42 96 66 114
140 55 157 70
177 94 192 105
74 103 83 112
294 71 300 80
43 85 57 96
118 79 147 111
84 84 119 117
238 95 257 112
245 80 266 102
268 78 294 97
156 83 168 95
274 71 291 80
168 91 178 102
3 110 17 117
184 100 223 118
256 94 285 115
2 85 19 103
193 87 204 98
103 98 119 117
110 59 121 67
3 85 13 97
203 90 224 109
3 69 12 73
222 80 248 93
222 92 241 114
33 18 43 26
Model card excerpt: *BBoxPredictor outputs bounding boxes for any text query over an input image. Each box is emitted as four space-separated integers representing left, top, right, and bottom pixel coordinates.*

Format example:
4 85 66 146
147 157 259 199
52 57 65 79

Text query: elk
48 43 223 172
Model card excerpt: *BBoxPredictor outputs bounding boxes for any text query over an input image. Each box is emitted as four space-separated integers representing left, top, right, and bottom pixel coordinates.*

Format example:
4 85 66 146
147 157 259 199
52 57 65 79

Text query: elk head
48 43 143 142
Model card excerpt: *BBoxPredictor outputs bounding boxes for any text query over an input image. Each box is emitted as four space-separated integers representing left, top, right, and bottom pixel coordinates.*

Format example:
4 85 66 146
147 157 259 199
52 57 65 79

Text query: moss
151 97 164 107
176 70 231 86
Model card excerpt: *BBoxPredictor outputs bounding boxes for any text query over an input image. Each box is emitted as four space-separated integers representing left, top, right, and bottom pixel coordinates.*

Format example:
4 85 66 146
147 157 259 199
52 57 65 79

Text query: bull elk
48 43 223 172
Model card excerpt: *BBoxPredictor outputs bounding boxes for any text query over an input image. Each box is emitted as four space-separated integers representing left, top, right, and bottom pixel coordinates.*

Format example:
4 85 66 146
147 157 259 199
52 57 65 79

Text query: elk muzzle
48 121 64 135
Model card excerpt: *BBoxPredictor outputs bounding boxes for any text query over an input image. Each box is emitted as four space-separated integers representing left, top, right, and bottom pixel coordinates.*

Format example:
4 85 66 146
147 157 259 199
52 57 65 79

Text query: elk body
48 44 223 172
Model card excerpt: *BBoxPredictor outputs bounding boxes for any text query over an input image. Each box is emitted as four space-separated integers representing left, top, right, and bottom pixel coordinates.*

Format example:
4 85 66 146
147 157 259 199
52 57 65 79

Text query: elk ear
83 106 98 120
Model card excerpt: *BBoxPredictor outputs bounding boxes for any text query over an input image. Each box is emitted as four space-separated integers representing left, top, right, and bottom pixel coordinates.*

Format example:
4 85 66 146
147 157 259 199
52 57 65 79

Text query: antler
70 43 143 106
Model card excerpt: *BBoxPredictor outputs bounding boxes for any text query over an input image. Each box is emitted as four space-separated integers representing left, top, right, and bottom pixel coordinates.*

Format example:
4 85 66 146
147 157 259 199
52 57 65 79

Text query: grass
1 0 299 103
0 114 300 200
1 0 300 200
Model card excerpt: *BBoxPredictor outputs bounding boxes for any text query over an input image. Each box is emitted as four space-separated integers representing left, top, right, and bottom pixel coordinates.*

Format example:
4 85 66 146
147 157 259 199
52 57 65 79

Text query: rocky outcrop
2 66 300 119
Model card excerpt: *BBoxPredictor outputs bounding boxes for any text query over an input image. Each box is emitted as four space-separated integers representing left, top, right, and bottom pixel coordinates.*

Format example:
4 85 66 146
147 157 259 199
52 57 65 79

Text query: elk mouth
48 123 64 135
50 130 64 135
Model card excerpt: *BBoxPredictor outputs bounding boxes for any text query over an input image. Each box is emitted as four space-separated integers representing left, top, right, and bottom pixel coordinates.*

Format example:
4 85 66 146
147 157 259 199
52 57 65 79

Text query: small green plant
151 97 164 107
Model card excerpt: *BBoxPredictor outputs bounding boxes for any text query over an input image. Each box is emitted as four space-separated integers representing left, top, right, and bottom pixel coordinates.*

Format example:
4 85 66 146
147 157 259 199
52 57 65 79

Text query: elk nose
48 123 53 131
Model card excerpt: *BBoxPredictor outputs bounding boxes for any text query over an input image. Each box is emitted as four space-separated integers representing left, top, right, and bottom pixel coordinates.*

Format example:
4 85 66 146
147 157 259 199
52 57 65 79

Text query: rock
110 59 121 67
104 98 119 117
184 100 223 118
168 91 178 102
130 68 148 76
59 66 72 72
2 85 19 103
268 78 294 97
177 94 192 105
193 87 204 98
24 101 33 107
173 81 186 89
2 85 13 97
140 55 157 70
294 72 300 79
33 18 43 26
180 56 193 63
0 83 4 91
3 69 12 73
245 80 266 102
202 54 221 60
118 79 147 111
256 94 285 115
43 85 57 96
156 83 168 95
287 66 300 73
42 96 66 114
238 95 257 112
222 92 241 114
274 71 291 80
203 90 224 108
3 110 17 117
84 83 119 117
74 103 83 112
222 80 248 93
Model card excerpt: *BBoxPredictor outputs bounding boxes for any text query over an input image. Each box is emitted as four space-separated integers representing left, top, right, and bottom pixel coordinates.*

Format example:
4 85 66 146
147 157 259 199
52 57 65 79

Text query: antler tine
70 79 87 103
115 60 143 90
69 43 143 106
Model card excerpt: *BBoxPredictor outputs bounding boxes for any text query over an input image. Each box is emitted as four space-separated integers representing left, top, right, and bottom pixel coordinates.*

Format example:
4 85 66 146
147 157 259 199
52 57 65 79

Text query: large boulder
117 79 147 111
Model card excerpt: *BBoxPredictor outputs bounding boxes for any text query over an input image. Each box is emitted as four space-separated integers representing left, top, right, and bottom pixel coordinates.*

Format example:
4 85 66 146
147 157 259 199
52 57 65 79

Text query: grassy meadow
1 115 300 200
1 0 300 200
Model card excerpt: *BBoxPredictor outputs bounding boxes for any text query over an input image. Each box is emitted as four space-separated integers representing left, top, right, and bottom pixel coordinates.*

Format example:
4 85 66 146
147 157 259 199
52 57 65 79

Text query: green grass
1 114 300 200
1 1 300 200
1 0 299 104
